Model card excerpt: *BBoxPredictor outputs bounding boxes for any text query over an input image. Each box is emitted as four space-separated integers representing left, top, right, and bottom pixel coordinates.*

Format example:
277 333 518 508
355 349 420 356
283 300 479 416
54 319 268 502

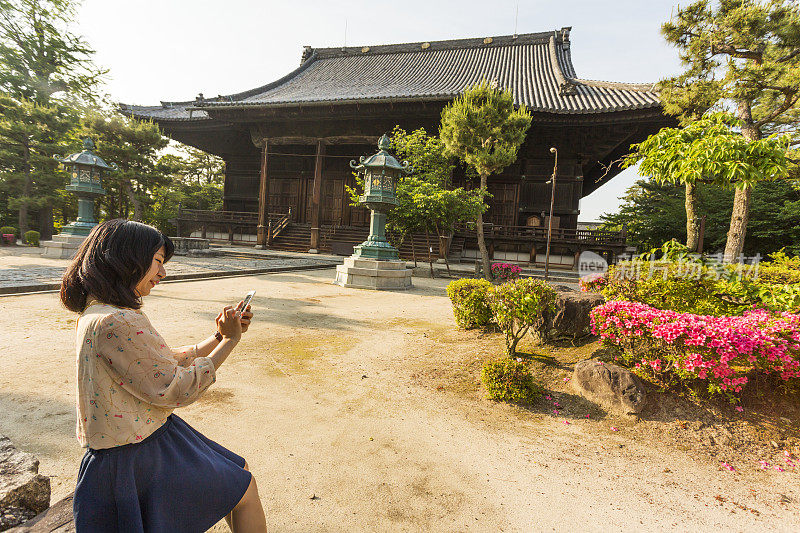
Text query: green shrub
481 357 542 403
24 230 40 246
489 278 557 356
446 278 494 329
602 261 742 316
757 249 800 285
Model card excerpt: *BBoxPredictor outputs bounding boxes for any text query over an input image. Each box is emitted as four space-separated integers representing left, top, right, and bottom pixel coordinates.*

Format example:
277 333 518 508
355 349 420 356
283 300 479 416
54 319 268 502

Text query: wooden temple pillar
255 140 270 249
309 139 326 253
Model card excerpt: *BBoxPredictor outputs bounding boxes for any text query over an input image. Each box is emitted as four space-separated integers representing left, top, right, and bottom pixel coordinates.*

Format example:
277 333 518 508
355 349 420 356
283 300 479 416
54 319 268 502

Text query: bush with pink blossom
579 273 607 293
490 262 522 282
590 300 800 396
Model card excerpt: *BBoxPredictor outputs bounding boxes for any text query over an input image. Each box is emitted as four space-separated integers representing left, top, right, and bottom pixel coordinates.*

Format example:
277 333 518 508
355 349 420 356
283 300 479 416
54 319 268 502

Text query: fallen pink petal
611 426 619 431
563 420 570 425
735 406 744 412
720 461 735 472
774 466 785 472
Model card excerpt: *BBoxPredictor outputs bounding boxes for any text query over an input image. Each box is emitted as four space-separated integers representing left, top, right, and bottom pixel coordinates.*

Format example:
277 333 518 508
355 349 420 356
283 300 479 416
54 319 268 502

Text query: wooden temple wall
222 144 371 226
221 146 584 231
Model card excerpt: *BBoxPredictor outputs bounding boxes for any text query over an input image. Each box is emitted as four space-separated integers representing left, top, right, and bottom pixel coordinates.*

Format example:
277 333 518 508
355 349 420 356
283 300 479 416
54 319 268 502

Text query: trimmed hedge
24 230 40 246
446 278 494 329
481 357 541 403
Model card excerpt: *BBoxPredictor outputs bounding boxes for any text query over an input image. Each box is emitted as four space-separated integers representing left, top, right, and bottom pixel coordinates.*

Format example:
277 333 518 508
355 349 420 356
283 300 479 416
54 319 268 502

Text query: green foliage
489 278 557 357
439 80 532 179
23 229 38 245
758 249 800 284
149 181 223 235
601 178 800 256
0 93 76 234
602 261 743 316
659 0 800 128
0 0 106 105
603 241 800 315
440 80 532 279
446 278 494 329
481 357 542 404
347 126 484 247
658 0 800 259
625 113 791 191
76 112 169 222
1 225 16 236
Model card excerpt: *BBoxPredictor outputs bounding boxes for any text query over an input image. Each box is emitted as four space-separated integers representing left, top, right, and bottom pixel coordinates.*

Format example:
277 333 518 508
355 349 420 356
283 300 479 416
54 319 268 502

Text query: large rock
544 286 604 340
0 436 50 532
572 358 646 415
9 496 74 533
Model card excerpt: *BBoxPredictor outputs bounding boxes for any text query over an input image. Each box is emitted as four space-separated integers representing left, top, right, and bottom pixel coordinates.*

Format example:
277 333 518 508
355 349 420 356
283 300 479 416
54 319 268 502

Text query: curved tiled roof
119 28 660 122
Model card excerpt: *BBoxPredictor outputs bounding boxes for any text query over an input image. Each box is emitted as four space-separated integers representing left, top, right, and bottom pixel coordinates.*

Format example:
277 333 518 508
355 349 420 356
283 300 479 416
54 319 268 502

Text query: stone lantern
41 138 116 258
334 134 413 289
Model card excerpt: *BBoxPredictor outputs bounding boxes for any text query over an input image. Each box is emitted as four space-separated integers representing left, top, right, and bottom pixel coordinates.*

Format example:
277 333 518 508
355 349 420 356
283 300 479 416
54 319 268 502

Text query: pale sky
77 0 683 221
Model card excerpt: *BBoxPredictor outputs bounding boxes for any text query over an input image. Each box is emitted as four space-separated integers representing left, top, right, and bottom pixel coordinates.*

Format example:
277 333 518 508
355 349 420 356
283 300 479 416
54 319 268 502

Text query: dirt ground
1 269 798 532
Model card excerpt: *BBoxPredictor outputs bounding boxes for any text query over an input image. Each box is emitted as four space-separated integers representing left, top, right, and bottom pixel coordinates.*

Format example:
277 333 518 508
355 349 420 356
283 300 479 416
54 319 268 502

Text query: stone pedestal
334 257 412 290
39 234 86 259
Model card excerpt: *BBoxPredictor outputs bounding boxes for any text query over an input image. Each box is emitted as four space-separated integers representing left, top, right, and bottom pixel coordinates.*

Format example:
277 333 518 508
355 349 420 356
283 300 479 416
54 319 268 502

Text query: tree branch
755 92 800 128
710 43 763 63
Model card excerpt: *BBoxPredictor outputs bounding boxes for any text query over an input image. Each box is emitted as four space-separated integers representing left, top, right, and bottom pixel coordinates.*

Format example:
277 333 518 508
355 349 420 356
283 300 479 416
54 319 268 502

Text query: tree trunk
685 181 700 251
476 172 491 280
436 225 451 277
39 202 53 240
724 100 760 262
124 179 143 221
18 142 31 236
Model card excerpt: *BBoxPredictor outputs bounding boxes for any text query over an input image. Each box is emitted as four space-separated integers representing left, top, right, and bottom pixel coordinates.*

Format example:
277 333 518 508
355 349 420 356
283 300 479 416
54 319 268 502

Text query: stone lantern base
40 233 87 259
334 257 412 290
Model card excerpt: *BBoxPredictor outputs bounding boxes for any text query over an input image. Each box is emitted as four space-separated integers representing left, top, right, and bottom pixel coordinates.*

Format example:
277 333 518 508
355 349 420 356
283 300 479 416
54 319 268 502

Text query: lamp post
334 134 413 290
349 134 411 260
544 147 557 282
56 137 116 236
41 138 116 258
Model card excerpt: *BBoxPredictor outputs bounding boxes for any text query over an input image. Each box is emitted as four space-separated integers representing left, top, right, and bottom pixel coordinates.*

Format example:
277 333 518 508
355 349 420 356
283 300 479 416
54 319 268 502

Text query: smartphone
235 290 256 316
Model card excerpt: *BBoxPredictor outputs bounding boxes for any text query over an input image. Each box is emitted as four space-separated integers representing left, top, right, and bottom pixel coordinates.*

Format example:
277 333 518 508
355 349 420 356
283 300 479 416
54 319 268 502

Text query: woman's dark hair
60 219 174 312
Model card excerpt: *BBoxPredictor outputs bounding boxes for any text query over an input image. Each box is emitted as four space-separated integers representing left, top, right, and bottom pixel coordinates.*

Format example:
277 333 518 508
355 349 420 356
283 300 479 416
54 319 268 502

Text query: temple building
120 28 672 266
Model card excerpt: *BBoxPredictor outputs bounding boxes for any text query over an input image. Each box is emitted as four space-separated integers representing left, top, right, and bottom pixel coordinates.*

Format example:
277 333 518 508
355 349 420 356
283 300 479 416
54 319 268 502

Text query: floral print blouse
75 301 216 449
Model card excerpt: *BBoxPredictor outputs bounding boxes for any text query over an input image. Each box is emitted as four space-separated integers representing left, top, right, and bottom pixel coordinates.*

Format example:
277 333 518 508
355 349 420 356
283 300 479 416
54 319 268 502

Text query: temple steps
269 223 312 252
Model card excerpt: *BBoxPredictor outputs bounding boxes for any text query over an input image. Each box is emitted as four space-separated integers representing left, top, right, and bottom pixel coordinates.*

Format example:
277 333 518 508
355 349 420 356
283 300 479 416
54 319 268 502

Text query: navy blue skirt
73 414 252 532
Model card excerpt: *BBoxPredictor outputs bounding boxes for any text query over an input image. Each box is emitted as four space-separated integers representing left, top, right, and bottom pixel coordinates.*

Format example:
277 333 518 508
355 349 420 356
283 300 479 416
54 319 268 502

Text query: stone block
334 258 412 290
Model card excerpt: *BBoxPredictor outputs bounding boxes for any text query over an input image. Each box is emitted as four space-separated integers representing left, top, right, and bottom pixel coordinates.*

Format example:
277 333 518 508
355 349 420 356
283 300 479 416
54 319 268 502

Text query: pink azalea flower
735 406 744 412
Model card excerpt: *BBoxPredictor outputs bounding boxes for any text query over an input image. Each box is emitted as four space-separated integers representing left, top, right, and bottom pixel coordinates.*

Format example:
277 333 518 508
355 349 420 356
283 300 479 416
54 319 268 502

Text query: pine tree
0 93 74 236
660 0 800 261
76 113 168 222
439 81 531 279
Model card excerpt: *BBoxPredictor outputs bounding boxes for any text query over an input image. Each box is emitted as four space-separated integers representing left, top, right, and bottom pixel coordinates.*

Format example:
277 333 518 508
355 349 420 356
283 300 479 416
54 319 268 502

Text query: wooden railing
174 207 291 243
455 223 626 246
266 207 292 244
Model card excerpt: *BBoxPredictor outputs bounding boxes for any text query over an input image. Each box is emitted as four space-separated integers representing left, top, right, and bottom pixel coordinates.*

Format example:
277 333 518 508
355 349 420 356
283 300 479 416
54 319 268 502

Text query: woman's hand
238 304 253 333
216 305 242 342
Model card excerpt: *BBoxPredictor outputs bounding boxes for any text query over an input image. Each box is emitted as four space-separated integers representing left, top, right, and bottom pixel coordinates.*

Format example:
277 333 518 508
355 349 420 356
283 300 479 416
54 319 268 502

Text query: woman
61 219 267 532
